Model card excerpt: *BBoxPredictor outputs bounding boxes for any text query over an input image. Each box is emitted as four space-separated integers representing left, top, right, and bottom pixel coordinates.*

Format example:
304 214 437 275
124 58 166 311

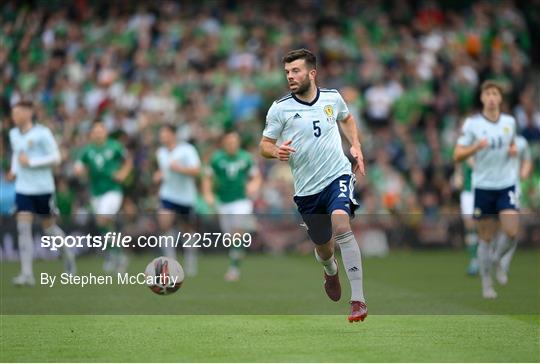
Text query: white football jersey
157 142 200 206
263 88 352 196
457 113 518 189
9 124 60 194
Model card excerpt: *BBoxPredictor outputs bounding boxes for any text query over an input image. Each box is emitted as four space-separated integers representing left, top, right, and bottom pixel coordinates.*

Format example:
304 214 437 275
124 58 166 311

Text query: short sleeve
115 141 127 160
457 118 475 146
42 128 60 154
77 146 88 165
335 92 350 122
183 145 201 168
262 102 283 140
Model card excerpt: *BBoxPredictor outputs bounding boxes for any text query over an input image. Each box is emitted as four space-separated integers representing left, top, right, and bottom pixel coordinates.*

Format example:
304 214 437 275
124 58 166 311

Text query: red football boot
348 301 368 322
324 260 341 301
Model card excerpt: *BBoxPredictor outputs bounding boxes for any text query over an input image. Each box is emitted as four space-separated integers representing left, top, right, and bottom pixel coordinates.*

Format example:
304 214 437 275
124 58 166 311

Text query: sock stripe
335 231 353 243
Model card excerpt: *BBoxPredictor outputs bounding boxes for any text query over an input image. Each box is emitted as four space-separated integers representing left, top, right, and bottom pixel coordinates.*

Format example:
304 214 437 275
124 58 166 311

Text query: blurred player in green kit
74 121 133 273
203 130 261 281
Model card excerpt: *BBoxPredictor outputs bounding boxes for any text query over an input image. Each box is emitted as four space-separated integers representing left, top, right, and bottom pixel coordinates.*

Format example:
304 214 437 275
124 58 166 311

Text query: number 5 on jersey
313 120 321 137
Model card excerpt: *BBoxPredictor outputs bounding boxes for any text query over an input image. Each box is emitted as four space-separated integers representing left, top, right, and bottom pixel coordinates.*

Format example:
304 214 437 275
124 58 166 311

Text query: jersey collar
481 112 501 123
291 87 320 106
18 123 35 135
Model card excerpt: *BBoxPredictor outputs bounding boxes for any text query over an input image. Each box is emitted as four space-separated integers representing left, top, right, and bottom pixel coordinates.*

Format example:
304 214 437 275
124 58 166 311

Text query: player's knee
503 227 519 240
96 215 113 226
332 219 351 236
331 210 350 235
315 244 334 260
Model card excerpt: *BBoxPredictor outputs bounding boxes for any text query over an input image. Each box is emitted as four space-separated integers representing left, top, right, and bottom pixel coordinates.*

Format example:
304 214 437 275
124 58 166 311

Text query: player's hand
113 170 128 183
153 170 162 183
275 140 295 161
5 171 16 181
350 145 365 176
204 193 216 208
508 143 518 157
246 180 258 200
18 153 29 167
476 138 488 151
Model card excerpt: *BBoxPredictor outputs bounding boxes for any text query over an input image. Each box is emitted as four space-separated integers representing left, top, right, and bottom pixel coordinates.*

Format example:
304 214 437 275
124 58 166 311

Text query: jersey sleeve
456 118 475 146
243 152 257 177
77 146 88 166
114 141 127 160
28 127 61 168
183 145 201 168
262 102 283 140
335 92 350 122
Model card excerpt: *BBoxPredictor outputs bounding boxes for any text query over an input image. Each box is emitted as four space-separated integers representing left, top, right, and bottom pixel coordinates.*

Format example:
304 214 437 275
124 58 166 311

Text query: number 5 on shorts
339 180 347 192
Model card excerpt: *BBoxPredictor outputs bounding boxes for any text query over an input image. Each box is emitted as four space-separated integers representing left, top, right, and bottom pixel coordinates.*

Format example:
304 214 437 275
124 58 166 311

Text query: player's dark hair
12 100 33 109
480 80 504 96
161 123 177 133
282 49 317 69
222 128 238 138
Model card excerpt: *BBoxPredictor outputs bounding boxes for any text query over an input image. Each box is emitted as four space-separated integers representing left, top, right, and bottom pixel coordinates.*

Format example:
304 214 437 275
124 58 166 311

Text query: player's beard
292 75 312 96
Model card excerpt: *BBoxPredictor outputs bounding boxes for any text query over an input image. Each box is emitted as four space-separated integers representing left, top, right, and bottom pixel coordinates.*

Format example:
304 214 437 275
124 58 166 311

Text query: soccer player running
7 100 76 285
202 130 261 282
74 121 132 273
154 124 201 275
259 49 368 322
454 80 520 299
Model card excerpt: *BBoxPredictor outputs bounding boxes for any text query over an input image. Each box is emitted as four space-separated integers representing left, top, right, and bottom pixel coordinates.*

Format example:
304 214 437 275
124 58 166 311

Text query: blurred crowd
1 0 539 245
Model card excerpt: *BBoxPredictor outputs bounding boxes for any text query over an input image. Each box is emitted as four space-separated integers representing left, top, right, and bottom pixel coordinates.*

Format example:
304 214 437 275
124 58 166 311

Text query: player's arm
170 163 200 176
520 141 533 180
259 136 295 161
339 113 365 176
201 166 215 207
520 158 532 180
453 119 487 163
20 129 61 168
114 152 133 182
453 141 488 162
6 154 17 181
7 133 18 181
152 153 162 183
170 147 201 177
73 159 86 177
260 102 293 161
246 160 262 199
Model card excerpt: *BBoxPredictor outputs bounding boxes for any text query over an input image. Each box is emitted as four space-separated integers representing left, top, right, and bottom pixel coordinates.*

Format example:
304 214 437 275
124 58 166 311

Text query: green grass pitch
1 250 539 362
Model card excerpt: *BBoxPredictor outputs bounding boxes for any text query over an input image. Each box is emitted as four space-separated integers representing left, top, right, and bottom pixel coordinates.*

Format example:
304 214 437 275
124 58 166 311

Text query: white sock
335 231 365 302
17 220 34 277
184 246 198 275
44 224 76 272
161 230 176 259
477 239 493 290
499 235 517 273
314 249 337 276
494 234 517 264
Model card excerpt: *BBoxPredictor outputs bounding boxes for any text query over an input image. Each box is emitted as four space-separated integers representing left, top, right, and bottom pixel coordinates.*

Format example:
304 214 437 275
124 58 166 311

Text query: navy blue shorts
473 185 518 219
15 193 55 216
160 199 195 223
293 174 359 245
